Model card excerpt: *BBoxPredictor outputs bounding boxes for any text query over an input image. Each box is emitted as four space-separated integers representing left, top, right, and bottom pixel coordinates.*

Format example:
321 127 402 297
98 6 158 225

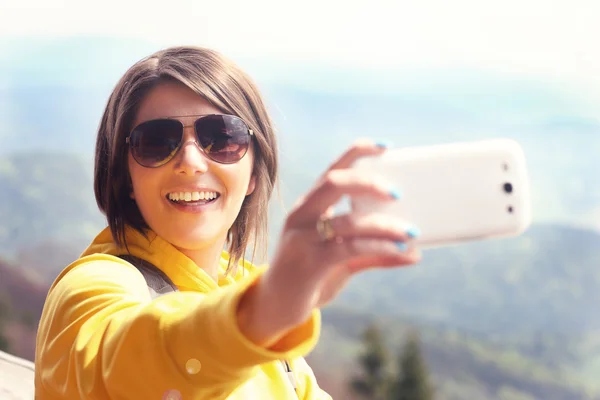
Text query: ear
246 175 256 196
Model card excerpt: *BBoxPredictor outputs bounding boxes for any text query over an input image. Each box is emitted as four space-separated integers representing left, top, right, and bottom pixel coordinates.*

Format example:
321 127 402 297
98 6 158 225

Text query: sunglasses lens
130 119 183 167
195 115 251 164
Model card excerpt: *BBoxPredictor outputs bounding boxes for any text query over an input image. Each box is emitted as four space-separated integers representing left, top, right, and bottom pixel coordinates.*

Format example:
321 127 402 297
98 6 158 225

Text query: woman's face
128 80 256 251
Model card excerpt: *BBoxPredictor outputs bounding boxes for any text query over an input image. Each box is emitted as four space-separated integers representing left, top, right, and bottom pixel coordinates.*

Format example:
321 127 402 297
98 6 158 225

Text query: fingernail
406 226 421 239
375 141 391 148
389 188 402 200
396 242 408 251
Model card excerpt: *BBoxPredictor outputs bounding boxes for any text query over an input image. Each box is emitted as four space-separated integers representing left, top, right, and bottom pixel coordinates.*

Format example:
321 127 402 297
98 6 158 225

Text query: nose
172 128 209 176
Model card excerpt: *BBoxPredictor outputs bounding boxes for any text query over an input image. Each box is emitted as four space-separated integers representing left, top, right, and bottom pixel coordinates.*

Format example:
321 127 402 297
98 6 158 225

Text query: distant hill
1 36 600 399
0 152 105 259
1 37 600 229
2 151 600 341
0 258 48 360
1 251 597 400
309 306 600 400
333 224 600 336
323 223 600 396
0 259 47 319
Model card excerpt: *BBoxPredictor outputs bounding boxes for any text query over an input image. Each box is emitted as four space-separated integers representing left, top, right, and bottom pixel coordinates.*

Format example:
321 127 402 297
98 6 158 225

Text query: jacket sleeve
293 357 333 400
35 259 321 399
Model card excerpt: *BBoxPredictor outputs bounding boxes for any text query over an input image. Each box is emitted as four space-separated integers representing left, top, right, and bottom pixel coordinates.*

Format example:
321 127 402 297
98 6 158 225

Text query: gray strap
118 254 178 298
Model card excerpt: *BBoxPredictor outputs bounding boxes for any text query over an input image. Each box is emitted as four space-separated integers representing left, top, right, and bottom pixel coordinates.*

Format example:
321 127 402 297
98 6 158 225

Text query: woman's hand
237 140 421 346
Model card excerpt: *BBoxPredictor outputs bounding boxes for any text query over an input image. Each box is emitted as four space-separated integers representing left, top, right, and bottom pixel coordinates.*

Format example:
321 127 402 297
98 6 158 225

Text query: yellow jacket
34 226 331 399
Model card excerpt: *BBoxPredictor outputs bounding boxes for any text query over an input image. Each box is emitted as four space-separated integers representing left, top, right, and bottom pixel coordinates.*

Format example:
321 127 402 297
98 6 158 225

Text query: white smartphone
351 138 532 248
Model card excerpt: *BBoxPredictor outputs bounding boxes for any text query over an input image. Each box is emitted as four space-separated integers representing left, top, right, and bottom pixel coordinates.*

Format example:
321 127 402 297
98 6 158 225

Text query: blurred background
1 0 600 399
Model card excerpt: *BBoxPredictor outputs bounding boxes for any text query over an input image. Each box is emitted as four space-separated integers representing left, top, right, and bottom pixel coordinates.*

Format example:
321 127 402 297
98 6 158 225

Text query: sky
0 0 599 104
0 0 598 229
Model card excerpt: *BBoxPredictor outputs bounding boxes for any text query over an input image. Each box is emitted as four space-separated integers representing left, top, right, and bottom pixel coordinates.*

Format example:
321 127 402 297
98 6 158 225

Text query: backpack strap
118 254 178 298
117 254 298 394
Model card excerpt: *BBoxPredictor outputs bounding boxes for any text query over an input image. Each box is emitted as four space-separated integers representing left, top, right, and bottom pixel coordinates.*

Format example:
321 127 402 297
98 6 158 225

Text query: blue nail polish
376 141 390 148
389 188 402 200
396 242 408 251
406 226 421 239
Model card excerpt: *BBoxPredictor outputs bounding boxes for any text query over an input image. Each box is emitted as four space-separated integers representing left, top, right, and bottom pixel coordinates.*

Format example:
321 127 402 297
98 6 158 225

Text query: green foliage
0 333 9 353
0 297 11 352
0 330 9 352
351 324 393 400
317 306 600 400
324 223 600 399
351 324 434 400
389 331 433 400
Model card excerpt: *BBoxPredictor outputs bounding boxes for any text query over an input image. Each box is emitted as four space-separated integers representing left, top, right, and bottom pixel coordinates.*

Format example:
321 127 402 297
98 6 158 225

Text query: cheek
230 155 255 196
128 157 159 211
219 159 254 212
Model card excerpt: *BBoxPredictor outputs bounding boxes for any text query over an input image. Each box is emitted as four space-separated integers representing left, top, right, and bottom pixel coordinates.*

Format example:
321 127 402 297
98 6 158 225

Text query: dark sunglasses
126 114 254 168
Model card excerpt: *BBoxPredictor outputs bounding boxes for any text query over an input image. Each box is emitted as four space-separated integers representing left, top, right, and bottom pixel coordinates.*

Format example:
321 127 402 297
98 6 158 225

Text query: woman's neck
175 237 227 282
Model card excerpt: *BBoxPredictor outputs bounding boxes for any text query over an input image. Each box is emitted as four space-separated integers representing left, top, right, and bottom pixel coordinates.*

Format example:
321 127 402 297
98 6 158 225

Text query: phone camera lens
503 182 513 194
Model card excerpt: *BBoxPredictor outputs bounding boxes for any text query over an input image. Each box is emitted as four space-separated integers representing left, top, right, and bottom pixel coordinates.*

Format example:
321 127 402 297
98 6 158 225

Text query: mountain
1 37 600 229
1 251 597 400
5 81 599 225
333 224 600 336
0 258 48 360
309 306 600 400
320 223 600 396
0 152 105 259
0 259 47 319
2 35 600 399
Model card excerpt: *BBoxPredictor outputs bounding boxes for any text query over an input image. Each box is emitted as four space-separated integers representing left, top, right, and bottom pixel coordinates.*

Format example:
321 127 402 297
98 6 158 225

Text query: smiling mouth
166 191 221 205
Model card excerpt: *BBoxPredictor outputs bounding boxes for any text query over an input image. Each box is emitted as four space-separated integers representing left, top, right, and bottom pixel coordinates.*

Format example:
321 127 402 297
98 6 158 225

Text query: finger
290 169 399 224
325 238 421 273
322 206 335 219
326 213 420 242
328 139 388 171
345 242 421 274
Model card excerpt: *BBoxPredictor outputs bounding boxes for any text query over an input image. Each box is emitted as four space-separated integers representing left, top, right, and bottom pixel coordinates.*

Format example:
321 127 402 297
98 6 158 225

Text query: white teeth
168 191 219 202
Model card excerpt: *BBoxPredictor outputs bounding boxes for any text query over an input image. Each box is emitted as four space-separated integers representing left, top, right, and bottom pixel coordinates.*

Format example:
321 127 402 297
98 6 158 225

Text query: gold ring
316 215 336 242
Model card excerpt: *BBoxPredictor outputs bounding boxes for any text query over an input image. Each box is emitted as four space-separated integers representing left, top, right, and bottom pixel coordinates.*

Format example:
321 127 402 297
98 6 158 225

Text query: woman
34 46 421 399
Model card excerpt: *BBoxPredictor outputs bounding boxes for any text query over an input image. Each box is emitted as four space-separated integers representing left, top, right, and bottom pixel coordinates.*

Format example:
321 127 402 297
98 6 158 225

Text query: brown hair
94 46 278 270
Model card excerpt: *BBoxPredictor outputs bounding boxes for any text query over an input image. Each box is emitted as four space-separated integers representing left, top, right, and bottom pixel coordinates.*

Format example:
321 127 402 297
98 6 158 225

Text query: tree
350 323 392 400
0 298 10 352
389 331 434 400
0 330 9 352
